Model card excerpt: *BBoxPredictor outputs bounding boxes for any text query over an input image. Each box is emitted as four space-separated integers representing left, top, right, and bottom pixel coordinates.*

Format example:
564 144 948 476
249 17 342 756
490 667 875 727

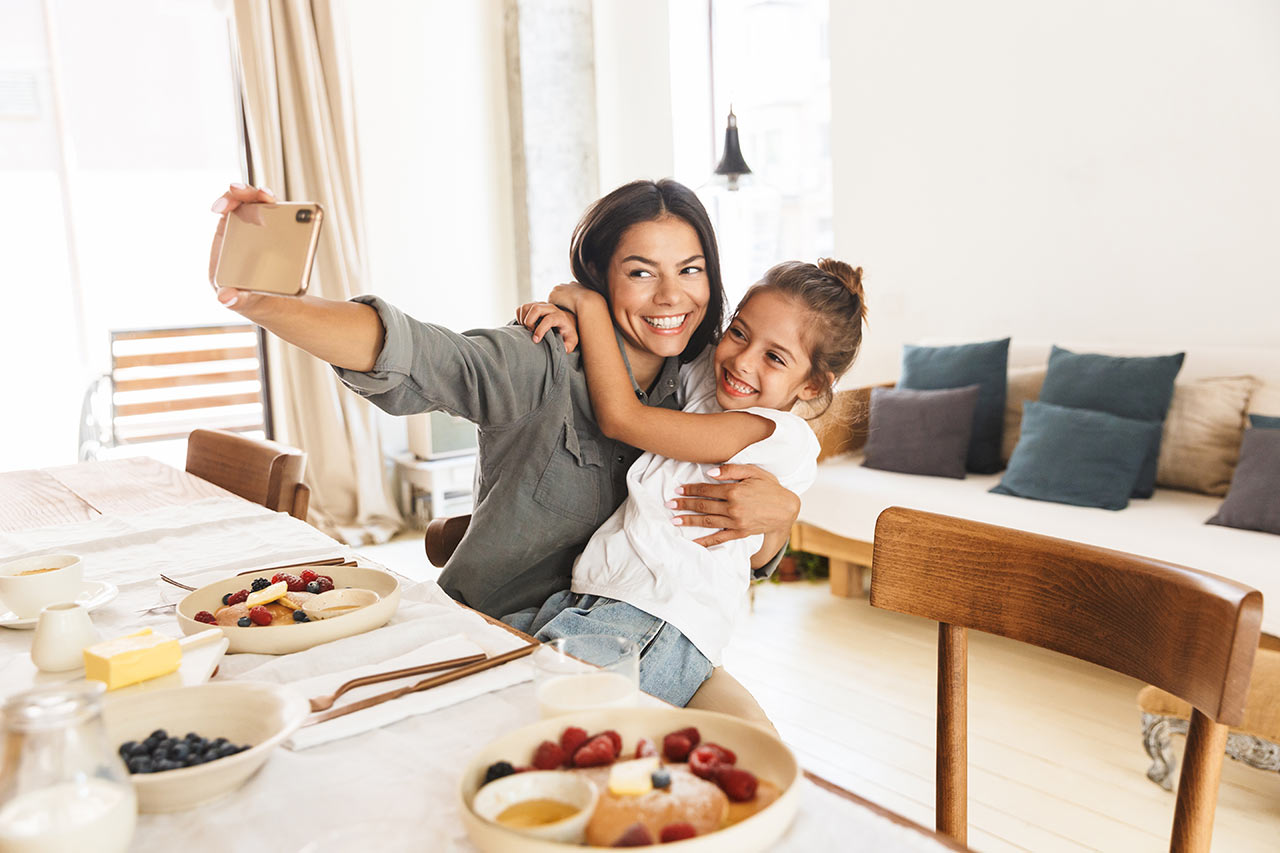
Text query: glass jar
0 682 136 853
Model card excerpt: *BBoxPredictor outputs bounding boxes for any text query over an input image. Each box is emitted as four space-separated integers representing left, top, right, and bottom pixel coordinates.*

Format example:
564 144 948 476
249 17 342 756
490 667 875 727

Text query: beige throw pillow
1002 366 1047 465
1156 376 1259 496
1247 382 1280 418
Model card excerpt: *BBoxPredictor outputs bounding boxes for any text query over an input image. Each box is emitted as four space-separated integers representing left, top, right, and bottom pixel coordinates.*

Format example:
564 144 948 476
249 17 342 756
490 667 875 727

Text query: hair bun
817 258 867 324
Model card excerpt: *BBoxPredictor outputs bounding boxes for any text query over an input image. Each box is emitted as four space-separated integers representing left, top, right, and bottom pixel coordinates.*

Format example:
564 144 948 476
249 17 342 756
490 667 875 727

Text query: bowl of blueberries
103 682 308 812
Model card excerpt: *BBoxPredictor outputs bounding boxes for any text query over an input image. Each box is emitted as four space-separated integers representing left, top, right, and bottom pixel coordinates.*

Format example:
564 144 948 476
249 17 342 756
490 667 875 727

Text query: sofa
795 341 1280 639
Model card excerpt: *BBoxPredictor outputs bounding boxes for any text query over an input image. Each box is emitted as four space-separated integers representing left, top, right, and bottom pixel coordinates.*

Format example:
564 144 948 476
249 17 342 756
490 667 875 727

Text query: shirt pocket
533 420 605 527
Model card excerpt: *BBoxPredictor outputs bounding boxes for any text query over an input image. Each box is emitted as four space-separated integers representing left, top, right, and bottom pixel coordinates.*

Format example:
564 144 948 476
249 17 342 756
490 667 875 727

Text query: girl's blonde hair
735 259 868 415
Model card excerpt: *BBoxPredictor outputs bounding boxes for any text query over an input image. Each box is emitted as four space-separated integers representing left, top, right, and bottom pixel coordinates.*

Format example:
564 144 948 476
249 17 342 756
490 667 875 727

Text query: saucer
0 580 119 629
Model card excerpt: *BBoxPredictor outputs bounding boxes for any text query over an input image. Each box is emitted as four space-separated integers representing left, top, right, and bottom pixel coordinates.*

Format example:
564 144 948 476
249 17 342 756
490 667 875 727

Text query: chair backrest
424 514 471 567
107 324 267 445
185 429 309 521
869 507 1262 852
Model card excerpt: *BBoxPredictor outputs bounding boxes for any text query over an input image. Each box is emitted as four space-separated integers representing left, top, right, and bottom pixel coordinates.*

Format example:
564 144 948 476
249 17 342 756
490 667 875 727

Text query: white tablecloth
0 499 954 852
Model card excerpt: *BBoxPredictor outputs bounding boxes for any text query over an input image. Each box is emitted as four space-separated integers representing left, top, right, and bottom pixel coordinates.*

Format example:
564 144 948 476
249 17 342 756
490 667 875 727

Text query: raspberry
716 767 758 802
314 576 335 593
560 726 589 759
226 589 249 605
532 740 566 770
688 745 724 780
273 573 307 592
701 743 736 765
299 569 318 583
572 735 617 768
193 611 216 624
670 727 700 749
248 605 273 626
662 733 693 762
660 822 697 842
590 729 622 757
612 823 653 847
634 737 658 759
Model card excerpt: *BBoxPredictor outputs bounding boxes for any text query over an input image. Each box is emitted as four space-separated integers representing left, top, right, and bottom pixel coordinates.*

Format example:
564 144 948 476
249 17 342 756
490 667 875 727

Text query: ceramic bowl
0 553 83 618
459 707 800 852
175 565 400 654
471 771 599 844
103 682 308 813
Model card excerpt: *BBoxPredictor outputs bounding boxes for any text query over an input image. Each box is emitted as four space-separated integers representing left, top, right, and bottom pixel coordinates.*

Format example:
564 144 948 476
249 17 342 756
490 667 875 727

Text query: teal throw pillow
898 338 1010 474
1038 346 1185 498
991 402 1163 511
1249 414 1280 430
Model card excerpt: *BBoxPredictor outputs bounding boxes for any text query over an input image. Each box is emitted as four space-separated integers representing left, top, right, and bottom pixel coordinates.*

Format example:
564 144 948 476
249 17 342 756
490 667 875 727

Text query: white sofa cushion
800 454 1280 635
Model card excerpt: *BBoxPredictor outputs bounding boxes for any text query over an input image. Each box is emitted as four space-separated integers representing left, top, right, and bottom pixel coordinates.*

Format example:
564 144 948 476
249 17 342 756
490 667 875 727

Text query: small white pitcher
31 601 97 673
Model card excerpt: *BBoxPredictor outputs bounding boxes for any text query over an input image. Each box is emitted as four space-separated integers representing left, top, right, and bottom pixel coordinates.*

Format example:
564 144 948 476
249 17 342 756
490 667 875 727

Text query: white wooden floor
724 580 1280 853
361 535 1280 852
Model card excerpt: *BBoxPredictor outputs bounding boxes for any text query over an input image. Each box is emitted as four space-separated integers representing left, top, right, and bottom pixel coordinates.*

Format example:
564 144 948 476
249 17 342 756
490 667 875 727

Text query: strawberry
659 822 697 842
560 726 589 760
716 767 758 802
634 737 658 759
663 733 693 763
688 745 724 780
532 740 566 770
225 588 249 606
299 569 319 583
572 735 617 768
248 605 273 626
591 729 622 757
612 823 654 847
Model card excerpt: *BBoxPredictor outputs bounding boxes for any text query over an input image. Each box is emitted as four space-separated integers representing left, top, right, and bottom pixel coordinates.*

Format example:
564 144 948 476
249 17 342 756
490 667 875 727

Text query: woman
206 179 800 624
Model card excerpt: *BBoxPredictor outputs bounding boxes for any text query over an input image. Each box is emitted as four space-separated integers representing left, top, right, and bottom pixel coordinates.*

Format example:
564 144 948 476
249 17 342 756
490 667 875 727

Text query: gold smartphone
213 202 324 295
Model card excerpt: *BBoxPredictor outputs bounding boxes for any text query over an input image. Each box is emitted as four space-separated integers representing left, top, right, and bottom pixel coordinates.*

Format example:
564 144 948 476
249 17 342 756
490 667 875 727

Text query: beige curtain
231 0 402 544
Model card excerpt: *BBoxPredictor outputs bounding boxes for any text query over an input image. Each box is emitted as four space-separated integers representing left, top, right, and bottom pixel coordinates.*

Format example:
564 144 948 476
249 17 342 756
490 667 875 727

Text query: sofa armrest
807 383 894 462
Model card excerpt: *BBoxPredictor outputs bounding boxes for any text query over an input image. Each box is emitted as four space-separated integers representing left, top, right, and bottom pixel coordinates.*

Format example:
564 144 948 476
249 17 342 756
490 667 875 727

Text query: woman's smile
643 313 691 333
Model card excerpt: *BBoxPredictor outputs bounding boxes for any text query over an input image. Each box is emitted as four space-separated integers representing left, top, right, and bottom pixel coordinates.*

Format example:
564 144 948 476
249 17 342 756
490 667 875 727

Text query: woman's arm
208 184 384 371
555 287 774 465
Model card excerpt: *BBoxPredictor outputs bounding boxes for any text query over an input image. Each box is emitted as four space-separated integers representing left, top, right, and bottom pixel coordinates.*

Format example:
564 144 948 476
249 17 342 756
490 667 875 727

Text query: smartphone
213 202 324 295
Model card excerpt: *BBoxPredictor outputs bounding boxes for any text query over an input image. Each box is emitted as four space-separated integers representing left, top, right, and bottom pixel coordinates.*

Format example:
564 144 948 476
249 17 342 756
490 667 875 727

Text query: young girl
513 258 868 706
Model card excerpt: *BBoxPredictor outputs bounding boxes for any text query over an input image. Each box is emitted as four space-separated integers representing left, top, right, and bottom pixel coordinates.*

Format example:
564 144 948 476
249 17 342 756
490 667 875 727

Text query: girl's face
605 217 710 363
713 289 826 412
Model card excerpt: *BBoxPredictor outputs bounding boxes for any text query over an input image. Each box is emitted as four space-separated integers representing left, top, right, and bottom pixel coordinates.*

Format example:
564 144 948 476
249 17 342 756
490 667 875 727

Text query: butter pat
83 628 181 690
246 581 287 608
608 757 660 796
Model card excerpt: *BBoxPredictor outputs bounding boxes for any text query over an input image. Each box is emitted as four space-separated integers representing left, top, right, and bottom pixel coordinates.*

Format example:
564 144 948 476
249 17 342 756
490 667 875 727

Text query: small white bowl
472 771 598 844
102 682 308 813
0 553 83 619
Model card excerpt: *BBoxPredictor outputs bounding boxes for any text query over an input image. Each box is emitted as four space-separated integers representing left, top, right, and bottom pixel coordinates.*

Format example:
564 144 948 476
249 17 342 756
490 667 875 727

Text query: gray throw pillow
1038 346 1185 498
992 402 1163 511
1208 427 1280 535
862 385 980 479
899 338 1009 474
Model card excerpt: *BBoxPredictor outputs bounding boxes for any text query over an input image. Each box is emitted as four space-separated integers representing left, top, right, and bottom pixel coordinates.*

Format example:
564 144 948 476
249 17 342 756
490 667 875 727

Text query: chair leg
1142 712 1186 791
829 558 865 597
937 623 967 847
1170 709 1228 853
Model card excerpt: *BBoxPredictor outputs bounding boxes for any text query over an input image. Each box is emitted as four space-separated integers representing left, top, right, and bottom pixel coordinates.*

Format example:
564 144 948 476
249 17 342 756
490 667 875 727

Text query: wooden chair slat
115 392 263 418
110 324 255 341
112 370 261 392
113 347 259 369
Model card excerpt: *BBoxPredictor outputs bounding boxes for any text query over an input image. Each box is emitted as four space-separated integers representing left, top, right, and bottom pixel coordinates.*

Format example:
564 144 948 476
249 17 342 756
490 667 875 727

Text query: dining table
0 457 966 852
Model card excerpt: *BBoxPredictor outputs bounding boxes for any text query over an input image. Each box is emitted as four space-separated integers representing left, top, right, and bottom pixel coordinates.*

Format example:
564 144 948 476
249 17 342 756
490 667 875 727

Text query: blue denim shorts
502 591 713 708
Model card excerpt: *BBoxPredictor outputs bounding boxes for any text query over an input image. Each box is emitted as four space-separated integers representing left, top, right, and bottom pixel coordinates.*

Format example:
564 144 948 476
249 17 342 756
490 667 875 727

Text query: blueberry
217 744 239 758
212 737 229 749
149 729 167 742
133 757 153 774
483 761 516 786
119 741 137 758
293 610 309 622
221 592 232 605
651 768 672 790
250 577 272 592
237 616 252 627
306 581 321 594
170 743 190 761
126 756 144 773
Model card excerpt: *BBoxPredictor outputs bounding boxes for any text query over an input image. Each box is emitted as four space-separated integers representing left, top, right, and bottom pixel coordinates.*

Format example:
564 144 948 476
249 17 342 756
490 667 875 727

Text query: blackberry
250 577 272 592
483 761 516 786
237 616 252 627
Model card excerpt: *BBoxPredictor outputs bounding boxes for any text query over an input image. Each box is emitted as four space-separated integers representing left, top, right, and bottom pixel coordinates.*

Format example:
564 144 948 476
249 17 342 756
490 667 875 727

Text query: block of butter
83 628 181 690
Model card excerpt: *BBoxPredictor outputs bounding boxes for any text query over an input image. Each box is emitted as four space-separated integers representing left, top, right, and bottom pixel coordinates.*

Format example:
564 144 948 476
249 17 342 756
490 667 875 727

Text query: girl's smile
713 289 825 412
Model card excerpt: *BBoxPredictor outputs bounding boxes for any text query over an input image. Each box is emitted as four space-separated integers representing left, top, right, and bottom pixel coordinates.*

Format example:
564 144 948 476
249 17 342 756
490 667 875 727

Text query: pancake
582 765 728 846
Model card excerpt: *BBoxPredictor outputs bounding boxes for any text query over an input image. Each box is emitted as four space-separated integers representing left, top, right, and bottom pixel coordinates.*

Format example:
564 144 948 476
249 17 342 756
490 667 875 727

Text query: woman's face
605 216 710 362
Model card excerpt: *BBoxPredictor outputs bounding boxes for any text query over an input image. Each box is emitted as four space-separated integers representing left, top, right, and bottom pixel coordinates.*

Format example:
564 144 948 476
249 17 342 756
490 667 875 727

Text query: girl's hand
548 282 601 314
671 464 801 547
208 183 281 322
516 301 579 352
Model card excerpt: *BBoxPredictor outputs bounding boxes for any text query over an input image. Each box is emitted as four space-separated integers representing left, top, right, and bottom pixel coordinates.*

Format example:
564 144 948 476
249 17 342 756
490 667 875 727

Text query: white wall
830 0 1280 386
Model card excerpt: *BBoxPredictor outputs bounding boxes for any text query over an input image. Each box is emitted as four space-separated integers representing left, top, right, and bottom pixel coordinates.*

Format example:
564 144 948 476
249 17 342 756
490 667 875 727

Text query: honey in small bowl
495 798 580 828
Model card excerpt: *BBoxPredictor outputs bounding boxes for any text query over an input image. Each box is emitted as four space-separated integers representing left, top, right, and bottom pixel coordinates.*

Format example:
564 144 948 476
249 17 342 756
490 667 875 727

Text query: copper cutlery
307 652 487 712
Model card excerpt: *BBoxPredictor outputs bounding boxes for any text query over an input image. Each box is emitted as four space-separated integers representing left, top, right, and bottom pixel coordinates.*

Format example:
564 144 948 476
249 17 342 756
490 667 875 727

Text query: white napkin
285 633 532 750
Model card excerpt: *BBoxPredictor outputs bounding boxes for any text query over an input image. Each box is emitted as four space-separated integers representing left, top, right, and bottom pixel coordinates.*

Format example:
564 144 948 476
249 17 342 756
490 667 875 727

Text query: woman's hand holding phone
208 184 279 320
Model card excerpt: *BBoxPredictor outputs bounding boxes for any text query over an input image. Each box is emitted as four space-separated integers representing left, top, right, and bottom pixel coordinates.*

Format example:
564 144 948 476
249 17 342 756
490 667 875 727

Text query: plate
458 707 801 852
17 632 229 695
175 565 400 655
0 580 118 629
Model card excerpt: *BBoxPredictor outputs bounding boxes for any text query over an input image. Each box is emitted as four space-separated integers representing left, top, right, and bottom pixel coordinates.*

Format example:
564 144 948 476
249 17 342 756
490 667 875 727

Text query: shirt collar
615 327 681 407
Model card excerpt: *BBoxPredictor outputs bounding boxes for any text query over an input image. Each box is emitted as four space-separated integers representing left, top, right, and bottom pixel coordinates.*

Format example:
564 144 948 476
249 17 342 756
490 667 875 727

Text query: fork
307 653 487 712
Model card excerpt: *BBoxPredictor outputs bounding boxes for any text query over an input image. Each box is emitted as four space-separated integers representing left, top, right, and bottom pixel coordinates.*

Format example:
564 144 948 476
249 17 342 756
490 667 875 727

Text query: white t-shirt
570 350 820 665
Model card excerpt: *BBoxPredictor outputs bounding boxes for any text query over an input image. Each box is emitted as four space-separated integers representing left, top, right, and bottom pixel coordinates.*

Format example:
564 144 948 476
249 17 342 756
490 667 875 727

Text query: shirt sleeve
727 409 821 495
332 295 564 428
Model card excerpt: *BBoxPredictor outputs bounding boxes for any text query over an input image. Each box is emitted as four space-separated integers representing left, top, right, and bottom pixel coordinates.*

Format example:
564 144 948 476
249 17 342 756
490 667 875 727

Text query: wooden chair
425 513 472 567
869 506 1262 852
185 429 310 521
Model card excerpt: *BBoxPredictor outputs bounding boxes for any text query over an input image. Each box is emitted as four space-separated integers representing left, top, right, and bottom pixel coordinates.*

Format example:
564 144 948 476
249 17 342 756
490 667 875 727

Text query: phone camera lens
296 209 312 223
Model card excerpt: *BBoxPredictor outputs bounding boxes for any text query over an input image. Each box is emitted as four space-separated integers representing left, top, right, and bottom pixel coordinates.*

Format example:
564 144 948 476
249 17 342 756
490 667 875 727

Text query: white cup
31 602 98 672
0 554 84 619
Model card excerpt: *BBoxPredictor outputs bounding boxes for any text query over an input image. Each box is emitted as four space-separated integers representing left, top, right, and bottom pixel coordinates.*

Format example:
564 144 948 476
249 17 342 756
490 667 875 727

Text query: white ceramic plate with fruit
459 707 800 851
175 565 400 655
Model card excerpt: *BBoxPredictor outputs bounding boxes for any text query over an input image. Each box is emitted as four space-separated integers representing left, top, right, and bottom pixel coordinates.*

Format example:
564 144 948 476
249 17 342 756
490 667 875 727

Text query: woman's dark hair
736 259 869 416
570 179 725 363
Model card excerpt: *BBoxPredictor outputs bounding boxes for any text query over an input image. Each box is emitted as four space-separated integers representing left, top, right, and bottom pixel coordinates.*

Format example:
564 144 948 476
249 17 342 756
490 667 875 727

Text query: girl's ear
797 371 836 402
